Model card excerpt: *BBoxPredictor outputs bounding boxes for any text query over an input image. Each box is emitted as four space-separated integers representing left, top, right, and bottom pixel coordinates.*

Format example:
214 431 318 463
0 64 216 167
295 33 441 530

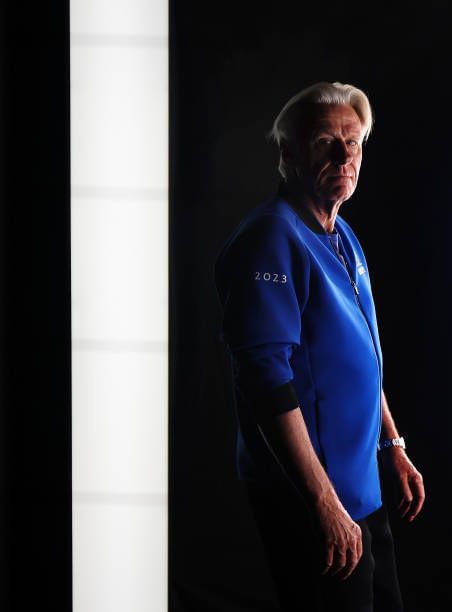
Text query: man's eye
348 140 359 147
317 138 332 146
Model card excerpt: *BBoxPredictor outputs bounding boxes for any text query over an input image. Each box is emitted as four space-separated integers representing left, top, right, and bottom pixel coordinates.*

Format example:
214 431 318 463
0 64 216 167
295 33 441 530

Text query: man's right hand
257 408 363 581
315 497 363 581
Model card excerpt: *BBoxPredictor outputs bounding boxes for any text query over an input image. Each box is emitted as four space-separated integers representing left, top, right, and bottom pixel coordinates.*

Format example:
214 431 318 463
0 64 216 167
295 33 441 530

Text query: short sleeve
214 213 310 420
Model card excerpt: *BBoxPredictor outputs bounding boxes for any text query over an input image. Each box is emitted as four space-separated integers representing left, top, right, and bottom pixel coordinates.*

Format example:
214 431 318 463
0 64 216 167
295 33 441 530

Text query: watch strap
378 436 406 451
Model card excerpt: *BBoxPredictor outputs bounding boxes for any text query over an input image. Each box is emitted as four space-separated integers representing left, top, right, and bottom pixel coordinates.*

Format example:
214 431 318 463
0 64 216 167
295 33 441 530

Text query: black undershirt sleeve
247 379 300 422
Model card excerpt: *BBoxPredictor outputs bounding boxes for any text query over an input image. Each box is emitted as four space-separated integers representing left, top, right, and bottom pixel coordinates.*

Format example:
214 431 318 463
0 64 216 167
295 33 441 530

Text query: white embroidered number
254 272 287 284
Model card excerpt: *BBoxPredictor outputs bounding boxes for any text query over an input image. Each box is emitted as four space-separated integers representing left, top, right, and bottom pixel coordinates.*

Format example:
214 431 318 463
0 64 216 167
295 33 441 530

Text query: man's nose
332 140 352 165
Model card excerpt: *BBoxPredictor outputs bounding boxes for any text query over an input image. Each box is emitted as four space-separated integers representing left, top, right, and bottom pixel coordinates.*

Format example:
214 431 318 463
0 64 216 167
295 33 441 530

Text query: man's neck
278 180 340 234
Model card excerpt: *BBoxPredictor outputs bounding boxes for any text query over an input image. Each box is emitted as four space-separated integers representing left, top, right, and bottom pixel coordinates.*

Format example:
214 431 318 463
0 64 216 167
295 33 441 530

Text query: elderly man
214 82 425 611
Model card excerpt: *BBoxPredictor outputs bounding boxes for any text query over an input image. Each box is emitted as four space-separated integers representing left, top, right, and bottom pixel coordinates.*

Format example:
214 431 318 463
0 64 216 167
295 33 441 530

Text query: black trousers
245 480 404 612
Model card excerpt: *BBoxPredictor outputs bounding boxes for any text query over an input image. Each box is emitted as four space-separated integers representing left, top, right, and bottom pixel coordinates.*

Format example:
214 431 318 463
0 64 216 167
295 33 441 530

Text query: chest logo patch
356 259 366 276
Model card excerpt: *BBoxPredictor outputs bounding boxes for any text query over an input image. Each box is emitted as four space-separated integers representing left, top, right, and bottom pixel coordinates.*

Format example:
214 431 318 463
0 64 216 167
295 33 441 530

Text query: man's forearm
257 406 344 512
258 389 402 504
378 388 425 520
380 389 401 440
257 403 364 579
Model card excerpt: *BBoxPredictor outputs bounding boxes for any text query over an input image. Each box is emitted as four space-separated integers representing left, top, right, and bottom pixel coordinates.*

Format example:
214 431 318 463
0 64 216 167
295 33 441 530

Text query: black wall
1 2 72 610
171 2 452 610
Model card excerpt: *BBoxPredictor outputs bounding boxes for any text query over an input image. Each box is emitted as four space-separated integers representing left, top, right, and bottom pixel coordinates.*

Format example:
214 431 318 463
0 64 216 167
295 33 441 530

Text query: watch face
378 437 405 451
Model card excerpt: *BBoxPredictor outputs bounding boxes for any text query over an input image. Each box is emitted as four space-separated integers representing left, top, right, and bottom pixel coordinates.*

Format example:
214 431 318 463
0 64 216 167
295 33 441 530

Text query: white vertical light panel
70 2 167 611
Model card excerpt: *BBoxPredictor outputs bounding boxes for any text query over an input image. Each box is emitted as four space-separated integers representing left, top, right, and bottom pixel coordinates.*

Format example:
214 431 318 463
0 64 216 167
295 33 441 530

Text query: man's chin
320 187 354 206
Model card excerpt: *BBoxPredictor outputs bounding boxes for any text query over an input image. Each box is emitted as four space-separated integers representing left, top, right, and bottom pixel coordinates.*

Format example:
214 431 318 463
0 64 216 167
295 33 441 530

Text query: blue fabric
214 194 383 520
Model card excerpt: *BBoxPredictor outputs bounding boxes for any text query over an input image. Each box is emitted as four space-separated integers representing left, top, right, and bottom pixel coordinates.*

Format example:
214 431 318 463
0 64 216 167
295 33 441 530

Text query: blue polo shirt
214 193 383 520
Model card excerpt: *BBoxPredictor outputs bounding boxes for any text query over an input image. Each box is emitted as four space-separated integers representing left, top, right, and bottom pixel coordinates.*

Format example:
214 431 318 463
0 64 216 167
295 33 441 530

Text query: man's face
294 104 364 207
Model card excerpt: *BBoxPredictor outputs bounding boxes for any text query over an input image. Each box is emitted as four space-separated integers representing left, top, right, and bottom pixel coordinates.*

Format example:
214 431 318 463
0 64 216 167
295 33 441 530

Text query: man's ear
281 145 303 180
280 145 293 163
280 145 295 174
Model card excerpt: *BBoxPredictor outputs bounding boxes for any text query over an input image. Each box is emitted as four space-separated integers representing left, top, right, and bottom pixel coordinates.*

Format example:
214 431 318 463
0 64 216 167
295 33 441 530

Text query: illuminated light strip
70 1 168 611
71 185 168 200
71 33 168 46
72 339 168 352
74 492 167 505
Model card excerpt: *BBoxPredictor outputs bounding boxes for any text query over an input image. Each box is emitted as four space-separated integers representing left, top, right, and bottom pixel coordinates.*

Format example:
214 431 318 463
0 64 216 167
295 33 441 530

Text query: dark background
1 1 450 610
170 2 452 610
0 1 72 611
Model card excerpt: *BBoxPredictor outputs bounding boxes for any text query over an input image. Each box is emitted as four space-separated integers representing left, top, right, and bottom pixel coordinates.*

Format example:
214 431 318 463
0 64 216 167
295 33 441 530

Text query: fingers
407 474 425 522
340 548 360 581
329 549 348 577
356 527 363 560
398 471 425 521
338 525 363 581
322 545 334 575
322 523 362 580
398 476 413 518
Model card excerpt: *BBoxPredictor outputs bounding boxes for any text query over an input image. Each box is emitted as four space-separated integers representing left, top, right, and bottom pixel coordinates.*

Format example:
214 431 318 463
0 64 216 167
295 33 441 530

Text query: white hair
268 81 374 179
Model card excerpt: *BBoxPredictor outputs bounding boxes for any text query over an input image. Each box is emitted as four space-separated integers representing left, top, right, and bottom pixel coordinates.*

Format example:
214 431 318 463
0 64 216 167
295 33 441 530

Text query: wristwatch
378 436 406 451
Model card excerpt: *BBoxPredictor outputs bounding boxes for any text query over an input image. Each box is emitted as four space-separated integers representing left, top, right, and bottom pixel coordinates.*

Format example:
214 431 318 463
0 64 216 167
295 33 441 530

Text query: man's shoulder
218 196 299 248
214 197 309 280
233 197 303 241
